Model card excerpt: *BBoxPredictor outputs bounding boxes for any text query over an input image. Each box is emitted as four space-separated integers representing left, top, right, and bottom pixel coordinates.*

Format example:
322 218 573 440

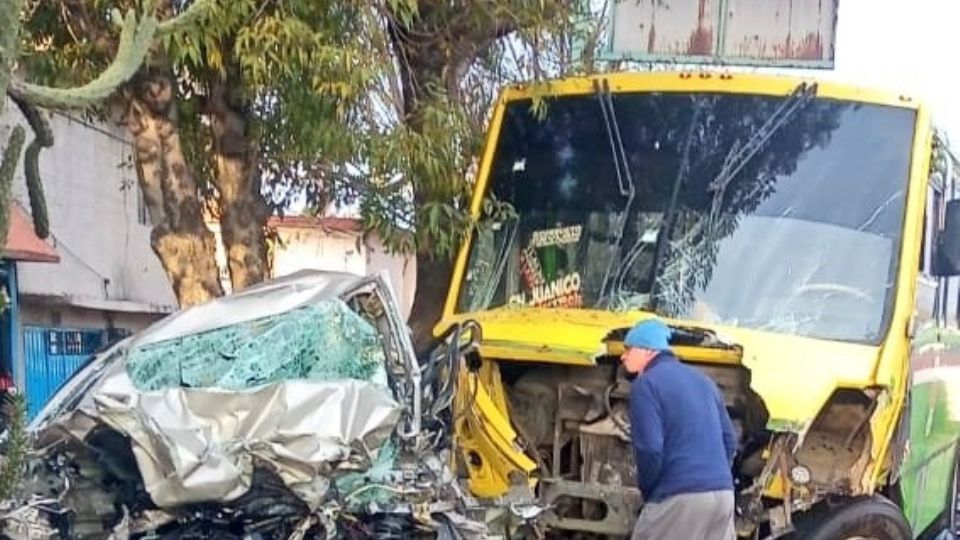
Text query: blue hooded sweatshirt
628 351 737 502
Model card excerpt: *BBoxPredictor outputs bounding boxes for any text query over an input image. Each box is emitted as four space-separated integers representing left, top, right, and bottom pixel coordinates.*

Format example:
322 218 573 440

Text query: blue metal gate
22 327 127 419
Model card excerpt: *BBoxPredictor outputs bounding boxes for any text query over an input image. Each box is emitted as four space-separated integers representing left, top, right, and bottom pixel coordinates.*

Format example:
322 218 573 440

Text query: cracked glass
126 300 389 391
457 91 916 343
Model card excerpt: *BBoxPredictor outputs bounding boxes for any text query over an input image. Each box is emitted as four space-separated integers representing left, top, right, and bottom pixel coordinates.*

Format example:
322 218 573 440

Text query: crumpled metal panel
52 368 401 509
32 270 413 432
129 270 375 349
28 270 407 510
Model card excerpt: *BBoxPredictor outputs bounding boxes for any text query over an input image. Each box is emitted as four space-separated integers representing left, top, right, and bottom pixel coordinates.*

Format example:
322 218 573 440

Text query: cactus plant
0 392 26 501
0 0 210 245
0 126 24 248
8 96 51 239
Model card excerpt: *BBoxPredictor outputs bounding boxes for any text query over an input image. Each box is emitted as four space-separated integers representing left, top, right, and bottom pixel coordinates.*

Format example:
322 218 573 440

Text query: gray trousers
631 490 735 540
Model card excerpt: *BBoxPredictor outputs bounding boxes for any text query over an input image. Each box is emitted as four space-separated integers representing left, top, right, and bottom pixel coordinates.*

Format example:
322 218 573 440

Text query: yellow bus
436 71 960 539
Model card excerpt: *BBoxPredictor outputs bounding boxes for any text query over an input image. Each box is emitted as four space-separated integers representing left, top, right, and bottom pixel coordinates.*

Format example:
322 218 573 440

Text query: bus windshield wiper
469 219 518 311
645 97 705 311
709 82 818 197
594 78 638 306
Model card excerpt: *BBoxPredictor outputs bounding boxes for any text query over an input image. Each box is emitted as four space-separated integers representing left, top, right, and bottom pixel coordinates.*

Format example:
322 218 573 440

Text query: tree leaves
19 0 591 265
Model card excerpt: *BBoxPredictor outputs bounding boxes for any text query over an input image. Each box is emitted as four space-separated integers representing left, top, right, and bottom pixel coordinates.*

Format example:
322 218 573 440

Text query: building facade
1 101 177 416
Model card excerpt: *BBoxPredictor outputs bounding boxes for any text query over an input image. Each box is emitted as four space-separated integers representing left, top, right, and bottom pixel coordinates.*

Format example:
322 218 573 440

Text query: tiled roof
3 203 59 263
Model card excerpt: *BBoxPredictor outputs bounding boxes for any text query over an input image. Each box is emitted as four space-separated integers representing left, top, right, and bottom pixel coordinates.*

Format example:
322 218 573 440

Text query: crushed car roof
130 269 382 347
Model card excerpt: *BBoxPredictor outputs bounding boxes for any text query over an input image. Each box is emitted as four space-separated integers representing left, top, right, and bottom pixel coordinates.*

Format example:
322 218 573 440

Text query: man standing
621 318 737 540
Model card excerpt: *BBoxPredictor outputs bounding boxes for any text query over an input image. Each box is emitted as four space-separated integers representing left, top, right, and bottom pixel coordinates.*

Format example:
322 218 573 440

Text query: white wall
0 101 178 316
272 227 367 276
209 222 376 295
269 225 417 318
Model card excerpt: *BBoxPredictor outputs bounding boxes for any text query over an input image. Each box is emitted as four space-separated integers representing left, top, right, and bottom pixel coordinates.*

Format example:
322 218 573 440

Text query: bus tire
947 442 960 536
796 495 911 540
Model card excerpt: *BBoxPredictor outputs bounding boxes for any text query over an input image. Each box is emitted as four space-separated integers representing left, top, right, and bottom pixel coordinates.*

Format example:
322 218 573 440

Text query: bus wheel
796 496 911 540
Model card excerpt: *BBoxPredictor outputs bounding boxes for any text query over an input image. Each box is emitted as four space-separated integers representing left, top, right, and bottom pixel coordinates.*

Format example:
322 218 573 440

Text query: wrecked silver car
0 271 515 539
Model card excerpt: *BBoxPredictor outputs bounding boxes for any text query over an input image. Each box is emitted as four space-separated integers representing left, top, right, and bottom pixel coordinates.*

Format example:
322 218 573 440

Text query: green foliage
170 0 379 204
15 0 211 109
359 94 477 257
163 0 258 74
4 0 209 250
168 0 589 262
0 0 24 101
356 0 590 259
0 392 27 501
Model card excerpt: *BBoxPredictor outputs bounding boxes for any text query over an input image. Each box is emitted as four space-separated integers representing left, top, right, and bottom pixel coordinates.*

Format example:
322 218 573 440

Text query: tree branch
157 0 211 36
8 8 157 109
9 0 212 110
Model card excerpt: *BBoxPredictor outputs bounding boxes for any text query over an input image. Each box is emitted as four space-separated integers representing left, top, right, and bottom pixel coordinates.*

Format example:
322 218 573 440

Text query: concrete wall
19 301 161 333
271 225 416 318
0 100 178 323
209 222 372 294
209 218 416 318
272 227 368 277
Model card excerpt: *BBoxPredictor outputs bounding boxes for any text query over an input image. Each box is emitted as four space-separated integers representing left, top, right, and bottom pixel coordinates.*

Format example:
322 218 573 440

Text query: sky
784 0 960 141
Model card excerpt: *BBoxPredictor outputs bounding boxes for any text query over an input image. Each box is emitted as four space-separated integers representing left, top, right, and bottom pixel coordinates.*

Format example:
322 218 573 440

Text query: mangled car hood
30 270 413 510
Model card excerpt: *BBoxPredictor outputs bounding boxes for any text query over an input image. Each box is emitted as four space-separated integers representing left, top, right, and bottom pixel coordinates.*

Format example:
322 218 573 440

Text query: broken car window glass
458 92 916 343
126 300 388 391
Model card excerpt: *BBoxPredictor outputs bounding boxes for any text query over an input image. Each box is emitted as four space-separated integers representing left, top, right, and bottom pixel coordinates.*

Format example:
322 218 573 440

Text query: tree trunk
388 10 481 354
385 14 456 354
408 257 454 353
208 75 270 292
127 67 224 306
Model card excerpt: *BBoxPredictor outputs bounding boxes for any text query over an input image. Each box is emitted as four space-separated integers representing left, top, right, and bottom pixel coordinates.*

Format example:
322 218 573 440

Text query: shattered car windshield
126 300 389 391
457 91 916 343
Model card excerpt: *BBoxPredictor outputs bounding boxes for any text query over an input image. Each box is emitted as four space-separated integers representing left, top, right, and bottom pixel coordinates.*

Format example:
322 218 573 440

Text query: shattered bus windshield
457 91 916 343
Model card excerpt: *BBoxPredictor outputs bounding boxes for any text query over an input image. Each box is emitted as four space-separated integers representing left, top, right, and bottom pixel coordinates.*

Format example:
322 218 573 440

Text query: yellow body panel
864 102 933 490
436 70 932 502
445 308 882 427
454 359 538 497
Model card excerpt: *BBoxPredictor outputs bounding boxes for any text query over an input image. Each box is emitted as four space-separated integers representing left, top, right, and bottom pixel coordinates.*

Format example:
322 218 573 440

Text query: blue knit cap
624 319 672 351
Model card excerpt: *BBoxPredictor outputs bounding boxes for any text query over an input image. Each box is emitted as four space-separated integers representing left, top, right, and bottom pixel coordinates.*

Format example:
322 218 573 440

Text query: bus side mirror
933 200 960 276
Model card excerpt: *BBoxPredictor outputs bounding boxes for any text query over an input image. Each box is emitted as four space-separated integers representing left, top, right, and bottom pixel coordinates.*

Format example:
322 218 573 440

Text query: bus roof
500 71 923 111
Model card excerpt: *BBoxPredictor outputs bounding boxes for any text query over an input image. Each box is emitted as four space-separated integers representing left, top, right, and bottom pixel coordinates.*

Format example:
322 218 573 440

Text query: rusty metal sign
603 0 838 68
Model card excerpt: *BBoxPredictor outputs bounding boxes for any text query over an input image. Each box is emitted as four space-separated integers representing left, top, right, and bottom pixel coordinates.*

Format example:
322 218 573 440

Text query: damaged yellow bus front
437 72 960 538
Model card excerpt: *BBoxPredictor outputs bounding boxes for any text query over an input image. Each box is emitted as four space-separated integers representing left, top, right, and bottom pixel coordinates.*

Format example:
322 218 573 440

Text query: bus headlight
790 464 811 485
